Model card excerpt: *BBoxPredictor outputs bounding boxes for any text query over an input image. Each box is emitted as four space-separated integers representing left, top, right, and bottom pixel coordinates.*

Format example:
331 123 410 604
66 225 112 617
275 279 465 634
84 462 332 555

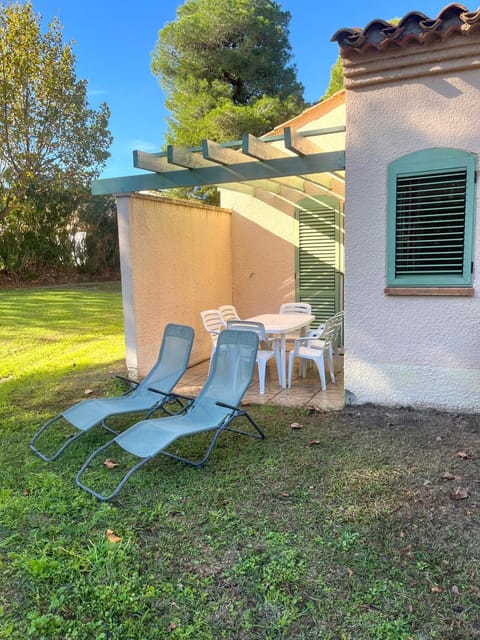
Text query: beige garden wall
221 189 297 317
342 36 480 411
116 193 232 376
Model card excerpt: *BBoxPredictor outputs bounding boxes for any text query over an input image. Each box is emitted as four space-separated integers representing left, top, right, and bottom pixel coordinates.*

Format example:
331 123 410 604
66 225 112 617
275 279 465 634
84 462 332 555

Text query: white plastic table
247 313 315 388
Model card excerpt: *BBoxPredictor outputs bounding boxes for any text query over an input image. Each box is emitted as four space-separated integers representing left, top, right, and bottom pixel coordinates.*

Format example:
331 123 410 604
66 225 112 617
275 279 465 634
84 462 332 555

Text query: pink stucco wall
343 36 480 411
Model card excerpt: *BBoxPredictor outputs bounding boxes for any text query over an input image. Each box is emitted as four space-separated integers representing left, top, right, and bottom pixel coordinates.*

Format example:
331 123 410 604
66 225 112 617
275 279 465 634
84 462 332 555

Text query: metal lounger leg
160 408 265 469
30 416 86 462
75 440 152 502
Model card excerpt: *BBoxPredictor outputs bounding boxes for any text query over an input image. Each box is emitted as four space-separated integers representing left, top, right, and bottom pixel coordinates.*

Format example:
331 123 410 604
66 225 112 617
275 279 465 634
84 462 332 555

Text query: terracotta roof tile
331 3 480 55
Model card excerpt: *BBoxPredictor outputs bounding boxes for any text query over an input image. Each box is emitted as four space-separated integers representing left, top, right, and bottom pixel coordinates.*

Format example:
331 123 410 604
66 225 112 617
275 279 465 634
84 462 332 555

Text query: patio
176 356 345 411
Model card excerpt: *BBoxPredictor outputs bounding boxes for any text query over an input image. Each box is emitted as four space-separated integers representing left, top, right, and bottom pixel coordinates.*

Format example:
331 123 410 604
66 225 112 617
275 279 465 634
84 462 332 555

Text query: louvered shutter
387 149 476 287
396 170 466 276
297 205 341 325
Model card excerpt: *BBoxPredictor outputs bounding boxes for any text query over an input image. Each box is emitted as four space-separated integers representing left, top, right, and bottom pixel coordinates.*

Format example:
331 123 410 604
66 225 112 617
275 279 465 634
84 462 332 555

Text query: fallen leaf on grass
441 472 455 481
347 568 354 578
106 528 122 543
167 622 177 632
400 545 414 557
290 422 302 430
104 459 119 469
451 585 460 595
457 450 472 459
308 440 321 446
431 585 443 593
306 405 319 414
449 487 469 501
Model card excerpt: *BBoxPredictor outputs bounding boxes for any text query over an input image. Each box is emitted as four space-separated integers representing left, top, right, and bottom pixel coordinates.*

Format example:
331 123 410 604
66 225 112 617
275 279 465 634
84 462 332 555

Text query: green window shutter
387 148 476 287
297 200 342 324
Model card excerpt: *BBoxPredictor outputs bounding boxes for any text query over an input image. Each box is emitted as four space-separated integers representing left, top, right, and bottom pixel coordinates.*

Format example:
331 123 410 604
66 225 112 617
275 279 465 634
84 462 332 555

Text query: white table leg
280 334 287 388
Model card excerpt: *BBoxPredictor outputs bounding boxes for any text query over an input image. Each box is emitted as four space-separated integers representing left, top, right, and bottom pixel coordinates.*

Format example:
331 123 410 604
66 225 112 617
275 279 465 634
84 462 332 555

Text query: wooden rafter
167 145 217 170
243 131 344 200
284 127 322 156
93 123 346 196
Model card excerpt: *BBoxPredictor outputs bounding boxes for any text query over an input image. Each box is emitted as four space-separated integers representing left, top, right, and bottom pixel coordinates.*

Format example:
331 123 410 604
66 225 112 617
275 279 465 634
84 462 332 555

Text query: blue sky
32 0 450 179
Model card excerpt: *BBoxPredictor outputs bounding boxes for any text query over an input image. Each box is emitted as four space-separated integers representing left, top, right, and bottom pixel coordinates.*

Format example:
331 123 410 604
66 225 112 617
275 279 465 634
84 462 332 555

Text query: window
386 148 476 288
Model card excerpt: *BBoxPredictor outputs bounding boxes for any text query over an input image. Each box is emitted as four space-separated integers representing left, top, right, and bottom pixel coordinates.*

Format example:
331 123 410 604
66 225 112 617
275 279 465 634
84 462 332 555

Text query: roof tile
331 3 478 55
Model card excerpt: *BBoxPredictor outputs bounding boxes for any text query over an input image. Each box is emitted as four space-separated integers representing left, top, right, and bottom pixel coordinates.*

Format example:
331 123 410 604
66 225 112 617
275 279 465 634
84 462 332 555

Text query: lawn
0 284 479 639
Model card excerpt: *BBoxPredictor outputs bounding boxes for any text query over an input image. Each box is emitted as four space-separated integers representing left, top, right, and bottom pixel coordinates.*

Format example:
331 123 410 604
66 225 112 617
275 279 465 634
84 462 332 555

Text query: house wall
116 193 232 376
343 36 480 411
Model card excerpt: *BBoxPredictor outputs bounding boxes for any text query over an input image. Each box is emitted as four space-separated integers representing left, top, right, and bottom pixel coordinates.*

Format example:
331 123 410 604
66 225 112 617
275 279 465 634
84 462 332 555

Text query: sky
31 0 452 179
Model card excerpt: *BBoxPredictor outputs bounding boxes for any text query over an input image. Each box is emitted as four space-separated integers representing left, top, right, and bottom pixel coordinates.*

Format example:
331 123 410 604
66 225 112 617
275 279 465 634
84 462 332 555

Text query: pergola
92 125 345 209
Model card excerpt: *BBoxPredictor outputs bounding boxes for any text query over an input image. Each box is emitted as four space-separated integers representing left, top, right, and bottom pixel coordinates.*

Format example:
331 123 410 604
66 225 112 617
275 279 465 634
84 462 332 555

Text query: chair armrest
148 388 195 402
292 335 315 344
215 400 239 411
307 325 325 338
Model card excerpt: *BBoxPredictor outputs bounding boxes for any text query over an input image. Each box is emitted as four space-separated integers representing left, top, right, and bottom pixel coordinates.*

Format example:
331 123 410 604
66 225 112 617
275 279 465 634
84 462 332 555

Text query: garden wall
116 193 232 376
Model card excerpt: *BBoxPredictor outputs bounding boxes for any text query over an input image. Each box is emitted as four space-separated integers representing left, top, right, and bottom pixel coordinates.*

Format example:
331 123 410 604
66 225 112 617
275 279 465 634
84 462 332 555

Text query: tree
322 57 344 100
0 1 112 273
74 194 119 275
151 0 305 147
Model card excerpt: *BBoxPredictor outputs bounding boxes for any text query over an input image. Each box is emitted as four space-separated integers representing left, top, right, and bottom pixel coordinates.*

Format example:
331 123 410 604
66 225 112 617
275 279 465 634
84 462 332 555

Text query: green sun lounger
30 323 194 461
75 328 264 501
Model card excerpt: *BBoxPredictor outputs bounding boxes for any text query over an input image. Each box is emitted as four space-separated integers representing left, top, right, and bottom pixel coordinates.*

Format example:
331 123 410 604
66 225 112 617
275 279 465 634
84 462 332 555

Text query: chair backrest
218 305 240 323
279 302 312 315
316 316 337 347
137 323 194 394
200 309 226 342
226 320 268 343
332 311 344 337
192 329 259 421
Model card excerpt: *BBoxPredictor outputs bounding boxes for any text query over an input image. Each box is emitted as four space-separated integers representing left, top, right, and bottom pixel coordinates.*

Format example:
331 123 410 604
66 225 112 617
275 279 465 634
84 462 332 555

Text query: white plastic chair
287 316 337 390
218 305 240 323
200 309 226 369
279 302 312 315
330 311 344 371
227 320 281 394
308 311 344 372
279 302 312 341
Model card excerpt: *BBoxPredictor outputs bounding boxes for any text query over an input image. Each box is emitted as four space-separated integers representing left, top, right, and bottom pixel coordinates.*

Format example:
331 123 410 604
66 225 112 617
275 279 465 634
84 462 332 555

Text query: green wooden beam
242 133 288 161
92 151 345 195
133 150 172 172
284 127 322 156
202 139 248 166
167 144 217 169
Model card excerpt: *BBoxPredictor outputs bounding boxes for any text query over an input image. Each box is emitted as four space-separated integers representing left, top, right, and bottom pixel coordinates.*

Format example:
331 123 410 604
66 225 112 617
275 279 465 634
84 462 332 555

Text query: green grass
0 284 479 639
